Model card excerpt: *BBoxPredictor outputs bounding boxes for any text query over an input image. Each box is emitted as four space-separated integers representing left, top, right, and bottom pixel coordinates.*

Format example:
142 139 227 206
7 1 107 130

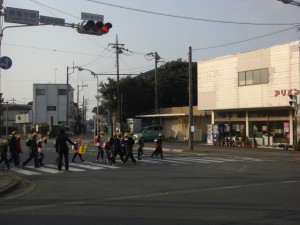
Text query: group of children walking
94 131 164 164
0 131 48 170
1 130 164 170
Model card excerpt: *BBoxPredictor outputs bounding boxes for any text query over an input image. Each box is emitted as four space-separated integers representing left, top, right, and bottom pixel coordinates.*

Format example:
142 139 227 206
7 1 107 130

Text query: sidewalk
0 171 22 197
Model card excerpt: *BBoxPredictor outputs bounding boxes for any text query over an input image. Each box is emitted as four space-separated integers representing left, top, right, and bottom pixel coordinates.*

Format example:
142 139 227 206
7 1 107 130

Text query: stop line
8 154 263 176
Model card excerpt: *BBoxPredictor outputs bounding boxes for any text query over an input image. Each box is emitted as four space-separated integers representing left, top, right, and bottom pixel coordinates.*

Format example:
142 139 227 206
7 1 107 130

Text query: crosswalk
8 154 263 176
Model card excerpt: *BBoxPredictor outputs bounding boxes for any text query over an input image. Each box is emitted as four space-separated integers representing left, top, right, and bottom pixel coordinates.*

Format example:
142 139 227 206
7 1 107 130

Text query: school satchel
79 145 87 154
25 139 32 147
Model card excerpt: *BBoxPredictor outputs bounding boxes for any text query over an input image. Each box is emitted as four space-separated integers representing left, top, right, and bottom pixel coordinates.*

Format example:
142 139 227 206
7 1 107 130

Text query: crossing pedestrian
72 138 84 162
137 134 145 160
151 133 164 159
0 139 10 170
55 128 75 171
8 131 19 166
16 135 23 164
122 132 136 164
109 132 122 164
96 131 105 161
23 132 39 168
37 135 47 166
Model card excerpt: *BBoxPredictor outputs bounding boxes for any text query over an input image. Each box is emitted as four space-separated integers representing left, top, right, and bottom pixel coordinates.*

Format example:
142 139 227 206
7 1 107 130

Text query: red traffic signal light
77 20 112 36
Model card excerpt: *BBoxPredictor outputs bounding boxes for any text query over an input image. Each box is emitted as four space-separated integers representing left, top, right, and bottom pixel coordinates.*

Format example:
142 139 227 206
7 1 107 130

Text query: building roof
1 104 31 110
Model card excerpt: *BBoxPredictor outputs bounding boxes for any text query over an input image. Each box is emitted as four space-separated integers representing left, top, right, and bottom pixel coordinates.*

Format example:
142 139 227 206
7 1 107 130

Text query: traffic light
288 94 298 108
77 20 112 36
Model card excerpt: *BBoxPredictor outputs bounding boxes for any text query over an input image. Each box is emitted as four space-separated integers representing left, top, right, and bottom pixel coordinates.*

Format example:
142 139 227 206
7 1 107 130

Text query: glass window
238 72 245 86
47 106 56 111
36 89 45 95
253 69 261 84
238 68 269 86
58 89 66 95
246 71 253 85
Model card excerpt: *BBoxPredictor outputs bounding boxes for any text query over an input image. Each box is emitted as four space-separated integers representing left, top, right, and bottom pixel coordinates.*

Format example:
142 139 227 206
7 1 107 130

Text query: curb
0 173 22 197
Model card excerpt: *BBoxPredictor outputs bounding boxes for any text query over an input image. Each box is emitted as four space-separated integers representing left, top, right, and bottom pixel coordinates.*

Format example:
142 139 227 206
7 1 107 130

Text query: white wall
198 41 300 111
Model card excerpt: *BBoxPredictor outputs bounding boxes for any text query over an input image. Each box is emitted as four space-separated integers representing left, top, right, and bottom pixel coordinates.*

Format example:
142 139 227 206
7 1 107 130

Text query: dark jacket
55 133 74 153
30 137 38 152
9 135 17 152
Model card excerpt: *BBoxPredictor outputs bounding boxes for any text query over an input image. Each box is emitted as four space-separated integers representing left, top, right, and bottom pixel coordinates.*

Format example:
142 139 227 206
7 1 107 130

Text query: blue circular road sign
0 56 12 70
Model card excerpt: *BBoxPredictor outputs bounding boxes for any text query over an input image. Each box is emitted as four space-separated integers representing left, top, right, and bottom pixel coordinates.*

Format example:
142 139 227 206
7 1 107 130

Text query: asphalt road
0 139 300 225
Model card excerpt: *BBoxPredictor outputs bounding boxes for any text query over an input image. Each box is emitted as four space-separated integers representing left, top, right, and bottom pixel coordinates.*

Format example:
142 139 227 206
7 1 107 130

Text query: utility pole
77 83 88 120
109 35 124 132
155 52 161 114
66 65 75 128
146 52 161 114
188 46 194 150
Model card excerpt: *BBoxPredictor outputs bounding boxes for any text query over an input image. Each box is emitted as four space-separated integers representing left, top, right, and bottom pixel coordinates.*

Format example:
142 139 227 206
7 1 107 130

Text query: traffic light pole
188 46 194 150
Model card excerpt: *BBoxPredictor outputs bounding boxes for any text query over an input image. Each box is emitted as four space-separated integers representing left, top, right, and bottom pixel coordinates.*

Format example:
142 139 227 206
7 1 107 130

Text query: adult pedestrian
23 132 39 168
122 132 136 164
55 128 75 171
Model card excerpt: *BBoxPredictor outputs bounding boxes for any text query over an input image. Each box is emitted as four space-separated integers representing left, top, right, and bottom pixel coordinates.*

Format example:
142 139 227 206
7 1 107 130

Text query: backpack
26 139 32 147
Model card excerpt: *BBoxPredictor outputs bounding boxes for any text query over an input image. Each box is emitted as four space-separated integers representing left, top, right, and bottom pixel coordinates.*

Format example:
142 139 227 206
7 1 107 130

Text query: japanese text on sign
5 7 39 25
40 16 65 26
81 12 104 22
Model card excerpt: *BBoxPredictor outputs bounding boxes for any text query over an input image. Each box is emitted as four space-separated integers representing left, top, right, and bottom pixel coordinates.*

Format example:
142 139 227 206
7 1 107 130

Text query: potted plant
241 128 246 147
251 131 257 148
234 133 240 147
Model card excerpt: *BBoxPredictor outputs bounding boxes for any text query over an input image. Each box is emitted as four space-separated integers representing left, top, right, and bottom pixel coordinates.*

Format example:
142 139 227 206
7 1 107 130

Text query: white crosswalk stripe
46 164 85 172
69 162 104 170
9 155 263 176
10 167 41 176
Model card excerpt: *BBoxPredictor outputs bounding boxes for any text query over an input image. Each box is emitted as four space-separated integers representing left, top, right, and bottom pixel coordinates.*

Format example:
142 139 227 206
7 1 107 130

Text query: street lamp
77 67 100 136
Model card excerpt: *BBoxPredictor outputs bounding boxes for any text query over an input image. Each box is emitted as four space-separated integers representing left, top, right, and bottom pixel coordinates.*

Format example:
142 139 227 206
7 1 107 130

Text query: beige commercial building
198 40 300 146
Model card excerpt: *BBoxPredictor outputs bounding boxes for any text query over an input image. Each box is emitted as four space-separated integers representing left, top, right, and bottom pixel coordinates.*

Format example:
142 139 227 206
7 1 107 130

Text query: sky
1 0 300 120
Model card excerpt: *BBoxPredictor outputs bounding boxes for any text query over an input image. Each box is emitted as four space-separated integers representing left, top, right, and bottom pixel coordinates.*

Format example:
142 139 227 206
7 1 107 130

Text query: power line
29 0 81 20
193 26 296 51
87 0 298 26
4 42 100 56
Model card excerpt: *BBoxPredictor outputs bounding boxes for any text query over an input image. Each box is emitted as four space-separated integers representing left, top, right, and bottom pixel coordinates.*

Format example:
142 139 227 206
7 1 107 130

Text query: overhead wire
87 0 298 26
3 43 100 56
193 26 297 51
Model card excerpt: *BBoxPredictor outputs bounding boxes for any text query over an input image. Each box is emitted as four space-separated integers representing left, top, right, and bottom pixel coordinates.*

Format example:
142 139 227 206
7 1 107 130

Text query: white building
0 104 31 136
32 83 74 129
198 40 299 146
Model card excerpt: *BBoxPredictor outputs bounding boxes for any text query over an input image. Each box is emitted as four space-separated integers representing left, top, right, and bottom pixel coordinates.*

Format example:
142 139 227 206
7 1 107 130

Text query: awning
136 113 187 118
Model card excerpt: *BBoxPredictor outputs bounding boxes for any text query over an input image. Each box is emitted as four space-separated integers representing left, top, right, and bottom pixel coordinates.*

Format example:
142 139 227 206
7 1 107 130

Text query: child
72 138 84 162
96 131 105 161
0 139 10 170
137 134 145 160
37 135 48 166
151 133 164 159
